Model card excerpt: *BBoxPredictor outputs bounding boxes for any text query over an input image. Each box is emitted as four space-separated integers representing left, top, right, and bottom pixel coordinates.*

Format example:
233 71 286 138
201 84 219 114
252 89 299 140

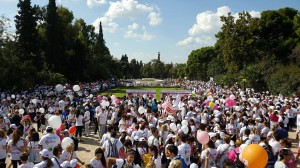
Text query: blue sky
1 0 300 64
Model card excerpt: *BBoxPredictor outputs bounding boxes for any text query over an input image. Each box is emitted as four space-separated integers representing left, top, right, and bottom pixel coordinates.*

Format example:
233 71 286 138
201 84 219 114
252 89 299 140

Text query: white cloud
177 6 261 47
148 12 162 26
92 17 119 33
92 0 162 33
124 23 154 41
87 0 106 8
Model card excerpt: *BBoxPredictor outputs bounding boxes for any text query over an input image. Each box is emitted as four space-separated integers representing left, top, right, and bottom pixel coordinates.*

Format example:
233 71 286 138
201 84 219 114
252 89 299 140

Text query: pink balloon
114 99 120 104
204 100 209 106
97 95 102 101
213 104 218 110
197 131 209 145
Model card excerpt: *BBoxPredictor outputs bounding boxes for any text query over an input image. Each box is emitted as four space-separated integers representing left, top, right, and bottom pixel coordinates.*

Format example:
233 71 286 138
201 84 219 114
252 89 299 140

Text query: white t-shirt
178 143 191 165
33 160 48 168
153 155 162 168
51 156 62 168
216 144 230 168
274 160 288 168
279 116 289 127
269 139 281 154
75 115 84 126
261 127 270 137
100 133 110 145
200 148 217 168
19 162 35 168
249 134 260 144
0 138 6 159
27 141 41 163
38 133 60 158
98 111 108 125
8 139 24 160
115 159 139 168
147 136 159 148
60 150 77 162
90 157 105 168
84 111 91 124
102 138 123 158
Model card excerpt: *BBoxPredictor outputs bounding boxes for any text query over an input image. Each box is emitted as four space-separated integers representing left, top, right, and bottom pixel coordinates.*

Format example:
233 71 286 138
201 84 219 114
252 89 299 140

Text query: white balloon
31 99 37 104
111 95 116 100
142 94 147 99
7 97 11 101
77 92 82 97
61 137 74 150
11 94 15 99
48 116 62 129
181 120 188 126
0 93 5 99
55 84 64 92
101 101 110 107
39 108 45 113
73 85 80 92
235 106 241 112
170 123 177 132
230 94 236 100
138 106 146 114
89 94 93 99
18 109 25 114
182 125 189 134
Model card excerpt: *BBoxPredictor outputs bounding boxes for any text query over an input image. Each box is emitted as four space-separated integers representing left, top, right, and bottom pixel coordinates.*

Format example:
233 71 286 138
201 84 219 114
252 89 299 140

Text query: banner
160 90 191 97
126 90 156 98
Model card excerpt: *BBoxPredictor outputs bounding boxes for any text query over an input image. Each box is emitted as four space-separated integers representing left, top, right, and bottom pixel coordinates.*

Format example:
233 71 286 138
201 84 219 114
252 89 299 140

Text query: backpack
107 139 119 158
233 150 244 168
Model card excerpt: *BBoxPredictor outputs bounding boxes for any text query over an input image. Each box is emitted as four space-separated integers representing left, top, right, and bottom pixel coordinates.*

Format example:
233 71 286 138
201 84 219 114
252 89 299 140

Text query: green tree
185 46 217 80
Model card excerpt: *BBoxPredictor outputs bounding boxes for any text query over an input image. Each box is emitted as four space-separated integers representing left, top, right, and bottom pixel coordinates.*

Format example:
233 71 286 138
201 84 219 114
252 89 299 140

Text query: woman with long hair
274 149 293 168
148 145 161 168
21 117 33 139
90 147 106 168
27 132 40 164
7 129 25 168
51 146 63 168
33 149 53 168
0 129 7 164
75 110 84 142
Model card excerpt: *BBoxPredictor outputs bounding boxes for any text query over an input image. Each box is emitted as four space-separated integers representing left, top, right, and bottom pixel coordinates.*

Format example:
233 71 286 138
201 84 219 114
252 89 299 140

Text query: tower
158 52 160 61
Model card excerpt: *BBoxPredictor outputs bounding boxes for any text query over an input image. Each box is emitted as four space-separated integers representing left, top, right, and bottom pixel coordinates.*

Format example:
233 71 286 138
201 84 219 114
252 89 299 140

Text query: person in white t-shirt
60 143 85 165
19 152 34 168
178 134 191 166
149 145 162 168
0 129 6 164
75 110 84 142
106 150 139 168
90 147 106 168
84 107 91 137
38 126 60 158
7 130 25 168
97 107 108 139
148 127 159 148
33 149 53 168
27 132 40 164
200 140 217 168
102 131 123 159
51 146 63 168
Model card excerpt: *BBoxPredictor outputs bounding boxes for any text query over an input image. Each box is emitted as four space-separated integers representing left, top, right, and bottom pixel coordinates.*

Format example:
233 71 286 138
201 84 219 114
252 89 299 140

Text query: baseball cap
10 124 17 129
139 137 146 142
208 132 217 138
40 149 50 158
134 136 139 141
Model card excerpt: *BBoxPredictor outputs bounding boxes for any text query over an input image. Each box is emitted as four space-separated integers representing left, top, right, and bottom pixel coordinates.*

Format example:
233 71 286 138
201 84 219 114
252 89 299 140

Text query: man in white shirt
178 134 191 166
84 107 91 137
147 127 159 148
97 107 108 139
38 126 61 158
102 131 123 159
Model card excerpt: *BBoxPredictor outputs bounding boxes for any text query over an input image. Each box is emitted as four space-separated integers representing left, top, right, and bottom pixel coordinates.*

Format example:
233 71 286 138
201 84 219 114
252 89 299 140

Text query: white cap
214 118 220 123
10 124 17 129
167 134 176 140
40 149 50 158
134 136 139 141
139 137 146 142
208 132 217 138
60 161 71 168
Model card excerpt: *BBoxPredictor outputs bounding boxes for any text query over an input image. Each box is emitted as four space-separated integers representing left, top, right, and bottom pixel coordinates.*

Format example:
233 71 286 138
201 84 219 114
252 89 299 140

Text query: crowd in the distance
0 80 299 168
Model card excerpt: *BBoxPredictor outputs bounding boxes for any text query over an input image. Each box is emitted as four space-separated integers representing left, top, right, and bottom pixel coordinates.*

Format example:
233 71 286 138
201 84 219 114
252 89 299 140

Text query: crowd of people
0 80 299 168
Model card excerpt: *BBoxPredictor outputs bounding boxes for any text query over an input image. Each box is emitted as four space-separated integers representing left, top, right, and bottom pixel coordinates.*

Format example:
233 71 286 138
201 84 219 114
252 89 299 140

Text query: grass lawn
99 86 183 100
